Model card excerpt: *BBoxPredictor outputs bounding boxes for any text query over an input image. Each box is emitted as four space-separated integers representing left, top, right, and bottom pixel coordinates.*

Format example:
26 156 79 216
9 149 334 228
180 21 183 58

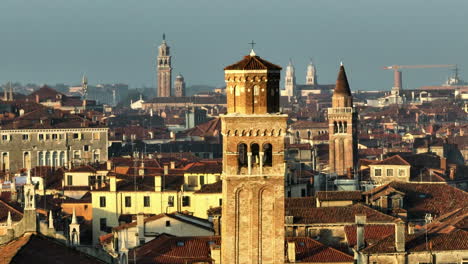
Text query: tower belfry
284 59 296 97
328 63 357 176
221 50 286 264
306 59 317 85
157 33 172 97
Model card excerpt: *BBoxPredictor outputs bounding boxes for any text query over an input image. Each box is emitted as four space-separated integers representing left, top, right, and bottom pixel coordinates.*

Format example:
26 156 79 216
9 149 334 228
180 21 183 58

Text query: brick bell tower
221 49 287 264
328 63 357 176
157 33 172 97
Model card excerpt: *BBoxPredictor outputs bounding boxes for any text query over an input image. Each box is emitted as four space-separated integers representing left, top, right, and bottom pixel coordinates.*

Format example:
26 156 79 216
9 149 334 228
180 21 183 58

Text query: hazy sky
1 0 467 91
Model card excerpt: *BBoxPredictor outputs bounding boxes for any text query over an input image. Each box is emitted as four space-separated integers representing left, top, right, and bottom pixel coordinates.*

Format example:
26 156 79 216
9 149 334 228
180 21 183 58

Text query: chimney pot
287 241 296 263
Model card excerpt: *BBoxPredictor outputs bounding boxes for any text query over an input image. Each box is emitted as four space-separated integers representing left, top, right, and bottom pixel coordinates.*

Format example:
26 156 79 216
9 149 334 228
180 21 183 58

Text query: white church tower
306 60 317 85
284 60 296 97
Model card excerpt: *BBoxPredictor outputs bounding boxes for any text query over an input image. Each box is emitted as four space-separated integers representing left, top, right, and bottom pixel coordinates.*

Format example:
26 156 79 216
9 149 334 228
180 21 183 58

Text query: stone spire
48 210 54 229
8 82 13 101
334 64 352 96
71 207 77 224
7 211 12 228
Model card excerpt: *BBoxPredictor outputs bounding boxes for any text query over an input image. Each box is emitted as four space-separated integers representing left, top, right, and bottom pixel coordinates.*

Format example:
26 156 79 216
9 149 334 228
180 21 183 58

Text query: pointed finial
71 207 77 224
162 33 166 41
48 210 54 229
7 211 12 227
340 61 343 66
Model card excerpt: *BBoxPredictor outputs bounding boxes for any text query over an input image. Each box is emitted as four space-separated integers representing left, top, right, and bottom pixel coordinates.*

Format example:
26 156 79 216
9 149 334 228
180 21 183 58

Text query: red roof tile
344 224 394 247
286 237 354 263
224 55 282 71
316 191 362 201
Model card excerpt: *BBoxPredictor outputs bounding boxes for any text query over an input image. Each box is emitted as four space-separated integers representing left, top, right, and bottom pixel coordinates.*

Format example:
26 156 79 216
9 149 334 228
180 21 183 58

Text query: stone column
259 152 264 175
247 152 252 175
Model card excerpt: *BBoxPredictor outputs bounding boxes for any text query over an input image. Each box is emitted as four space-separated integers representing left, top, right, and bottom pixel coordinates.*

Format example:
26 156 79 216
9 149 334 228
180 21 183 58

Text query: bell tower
328 63 357 176
221 49 287 264
284 60 296 97
157 33 172 97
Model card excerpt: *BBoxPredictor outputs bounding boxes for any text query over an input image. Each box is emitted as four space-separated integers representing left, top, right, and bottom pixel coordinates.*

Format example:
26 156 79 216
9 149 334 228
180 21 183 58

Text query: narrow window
374 169 382 177
125 196 131 207
168 196 174 207
99 196 106 207
182 196 190 207
387 169 394 177
100 218 107 231
251 143 260 165
144 196 150 207
67 175 73 186
238 143 248 167
165 220 171 227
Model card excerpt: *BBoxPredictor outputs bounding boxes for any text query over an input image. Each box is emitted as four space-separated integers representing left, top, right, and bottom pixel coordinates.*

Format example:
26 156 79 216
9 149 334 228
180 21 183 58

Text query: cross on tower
249 40 256 50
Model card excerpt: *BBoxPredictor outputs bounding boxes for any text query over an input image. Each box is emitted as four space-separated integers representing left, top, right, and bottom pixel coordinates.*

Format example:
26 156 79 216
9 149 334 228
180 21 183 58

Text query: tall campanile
221 49 287 264
157 34 172 97
328 64 357 176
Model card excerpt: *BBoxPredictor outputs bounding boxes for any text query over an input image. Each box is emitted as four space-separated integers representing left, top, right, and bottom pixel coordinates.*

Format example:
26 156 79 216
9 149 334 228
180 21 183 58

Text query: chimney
155 175 162 192
137 213 145 245
395 221 405 252
106 160 112 171
440 157 447 171
355 214 366 251
408 223 415 235
287 241 296 263
461 129 465 136
109 175 116 192
212 215 221 236
163 165 169 175
170 161 176 169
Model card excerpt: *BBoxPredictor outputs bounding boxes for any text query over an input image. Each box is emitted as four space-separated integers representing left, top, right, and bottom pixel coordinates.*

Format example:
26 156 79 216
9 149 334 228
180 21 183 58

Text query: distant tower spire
3 83 7 101
157 34 172 97
306 59 317 85
174 73 186 97
284 59 296 97
8 82 13 101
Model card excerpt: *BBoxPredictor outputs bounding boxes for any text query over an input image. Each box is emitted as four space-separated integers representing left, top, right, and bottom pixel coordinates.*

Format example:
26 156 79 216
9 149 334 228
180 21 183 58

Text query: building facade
0 128 108 173
221 50 287 264
328 64 357 176
157 34 172 97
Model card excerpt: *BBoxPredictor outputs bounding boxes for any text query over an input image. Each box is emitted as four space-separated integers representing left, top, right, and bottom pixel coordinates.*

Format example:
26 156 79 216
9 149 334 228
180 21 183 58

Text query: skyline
1 0 467 91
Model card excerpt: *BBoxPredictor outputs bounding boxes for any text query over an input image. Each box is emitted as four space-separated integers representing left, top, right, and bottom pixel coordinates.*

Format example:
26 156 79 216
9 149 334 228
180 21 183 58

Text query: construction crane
383 64 456 91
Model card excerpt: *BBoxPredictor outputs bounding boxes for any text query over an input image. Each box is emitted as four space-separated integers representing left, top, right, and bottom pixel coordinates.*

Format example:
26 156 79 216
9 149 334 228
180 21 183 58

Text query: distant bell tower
328 63 357 176
174 73 186 97
284 60 296 97
221 48 287 264
306 60 317 85
157 33 172 97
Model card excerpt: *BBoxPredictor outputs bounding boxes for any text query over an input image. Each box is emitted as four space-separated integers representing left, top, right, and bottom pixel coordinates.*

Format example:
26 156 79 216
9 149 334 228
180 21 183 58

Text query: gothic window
344 121 348 133
263 143 273 167
333 121 338 133
307 131 311 139
254 85 260 96
251 143 260 165
38 152 44 166
296 131 300 139
238 143 248 167
59 151 65 166
45 152 51 166
52 151 58 167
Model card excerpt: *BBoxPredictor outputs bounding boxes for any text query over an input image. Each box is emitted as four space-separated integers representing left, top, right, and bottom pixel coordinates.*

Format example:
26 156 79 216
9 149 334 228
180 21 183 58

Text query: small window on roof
176 241 184 246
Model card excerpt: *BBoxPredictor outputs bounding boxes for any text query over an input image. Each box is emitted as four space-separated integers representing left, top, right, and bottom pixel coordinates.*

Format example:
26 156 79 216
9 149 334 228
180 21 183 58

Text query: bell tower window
263 143 273 167
238 143 248 167
251 143 260 165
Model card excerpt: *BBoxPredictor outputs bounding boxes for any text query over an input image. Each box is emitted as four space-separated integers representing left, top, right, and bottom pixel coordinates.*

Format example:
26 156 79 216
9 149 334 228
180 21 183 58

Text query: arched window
52 151 58 167
338 122 343 133
344 121 348 133
60 151 65 166
296 131 300 139
45 151 51 166
307 130 311 139
251 143 260 165
238 143 248 167
333 121 338 133
263 143 273 167
38 152 44 166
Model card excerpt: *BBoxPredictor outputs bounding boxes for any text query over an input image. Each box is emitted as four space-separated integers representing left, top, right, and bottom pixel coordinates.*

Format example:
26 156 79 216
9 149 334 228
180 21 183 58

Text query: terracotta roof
194 181 222 194
0 198 23 222
362 228 468 254
344 224 394 247
365 182 468 220
286 237 354 263
185 118 220 137
370 155 410 166
184 161 222 174
67 165 97 173
129 234 220 264
285 197 316 209
285 204 396 225
0 233 104 263
224 55 282 71
316 191 362 201
334 65 352 96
